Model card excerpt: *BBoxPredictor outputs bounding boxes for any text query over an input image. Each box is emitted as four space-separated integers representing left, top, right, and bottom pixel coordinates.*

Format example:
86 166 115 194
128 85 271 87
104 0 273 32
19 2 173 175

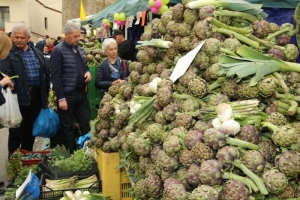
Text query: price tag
169 40 206 83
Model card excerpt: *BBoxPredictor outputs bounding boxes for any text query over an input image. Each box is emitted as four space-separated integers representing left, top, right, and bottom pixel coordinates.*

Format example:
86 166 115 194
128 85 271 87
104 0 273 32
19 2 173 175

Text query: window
0 7 9 29
44 17 48 29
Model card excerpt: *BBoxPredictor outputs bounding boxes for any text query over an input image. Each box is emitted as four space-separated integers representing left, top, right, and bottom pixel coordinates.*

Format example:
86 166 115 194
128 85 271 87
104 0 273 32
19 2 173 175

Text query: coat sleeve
94 61 112 90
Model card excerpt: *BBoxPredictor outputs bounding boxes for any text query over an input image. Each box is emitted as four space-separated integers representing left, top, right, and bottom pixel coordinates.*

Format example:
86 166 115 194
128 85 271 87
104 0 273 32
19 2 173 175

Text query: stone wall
62 0 115 29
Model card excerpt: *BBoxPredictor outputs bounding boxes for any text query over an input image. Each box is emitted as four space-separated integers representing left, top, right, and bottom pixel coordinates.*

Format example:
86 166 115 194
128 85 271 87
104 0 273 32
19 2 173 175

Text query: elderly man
1 23 50 155
50 22 91 153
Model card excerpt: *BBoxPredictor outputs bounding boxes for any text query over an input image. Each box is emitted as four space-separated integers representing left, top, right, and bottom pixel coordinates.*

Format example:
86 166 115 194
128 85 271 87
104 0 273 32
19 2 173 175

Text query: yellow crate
95 149 132 200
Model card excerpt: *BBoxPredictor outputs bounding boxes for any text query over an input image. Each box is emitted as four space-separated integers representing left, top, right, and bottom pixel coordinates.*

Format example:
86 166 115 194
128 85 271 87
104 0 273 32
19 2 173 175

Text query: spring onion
136 39 173 48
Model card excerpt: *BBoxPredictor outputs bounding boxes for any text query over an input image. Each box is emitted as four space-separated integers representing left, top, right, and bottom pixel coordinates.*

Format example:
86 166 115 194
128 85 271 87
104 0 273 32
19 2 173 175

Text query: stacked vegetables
80 36 107 66
88 0 300 199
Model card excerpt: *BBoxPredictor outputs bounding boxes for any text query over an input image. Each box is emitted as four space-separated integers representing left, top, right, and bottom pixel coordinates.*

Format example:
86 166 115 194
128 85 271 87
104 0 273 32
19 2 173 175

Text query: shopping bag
0 88 22 128
32 107 60 138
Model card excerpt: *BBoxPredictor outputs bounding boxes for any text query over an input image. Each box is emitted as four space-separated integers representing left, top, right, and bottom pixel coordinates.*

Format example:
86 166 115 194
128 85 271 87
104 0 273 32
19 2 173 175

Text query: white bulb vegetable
217 103 232 122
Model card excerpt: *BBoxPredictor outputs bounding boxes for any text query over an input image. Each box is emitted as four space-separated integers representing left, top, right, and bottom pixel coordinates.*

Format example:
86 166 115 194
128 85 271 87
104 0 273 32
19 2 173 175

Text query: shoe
0 189 5 195
0 182 3 187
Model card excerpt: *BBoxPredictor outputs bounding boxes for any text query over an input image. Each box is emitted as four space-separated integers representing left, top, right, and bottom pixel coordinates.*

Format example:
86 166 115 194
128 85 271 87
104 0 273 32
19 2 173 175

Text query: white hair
102 38 117 52
12 23 31 37
64 22 80 34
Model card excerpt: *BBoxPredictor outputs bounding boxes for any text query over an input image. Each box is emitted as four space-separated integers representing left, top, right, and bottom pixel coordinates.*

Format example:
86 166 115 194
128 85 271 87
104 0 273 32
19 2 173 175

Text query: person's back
35 40 46 52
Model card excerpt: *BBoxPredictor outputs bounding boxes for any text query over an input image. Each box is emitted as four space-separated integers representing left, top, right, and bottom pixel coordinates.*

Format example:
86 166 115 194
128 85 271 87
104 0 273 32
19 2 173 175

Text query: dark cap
111 29 124 38
80 27 87 34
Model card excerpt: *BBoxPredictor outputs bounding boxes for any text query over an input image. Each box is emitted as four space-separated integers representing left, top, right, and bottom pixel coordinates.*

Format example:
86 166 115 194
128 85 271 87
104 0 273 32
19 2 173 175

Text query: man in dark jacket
50 22 91 153
1 23 50 155
111 30 135 61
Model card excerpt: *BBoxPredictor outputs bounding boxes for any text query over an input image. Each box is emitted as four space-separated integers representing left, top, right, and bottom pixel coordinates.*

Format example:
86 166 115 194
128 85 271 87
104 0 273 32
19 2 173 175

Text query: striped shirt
18 46 40 87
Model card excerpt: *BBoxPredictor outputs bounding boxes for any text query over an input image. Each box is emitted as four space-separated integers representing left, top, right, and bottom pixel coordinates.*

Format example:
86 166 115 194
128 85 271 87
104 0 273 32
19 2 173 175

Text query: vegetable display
45 0 300 199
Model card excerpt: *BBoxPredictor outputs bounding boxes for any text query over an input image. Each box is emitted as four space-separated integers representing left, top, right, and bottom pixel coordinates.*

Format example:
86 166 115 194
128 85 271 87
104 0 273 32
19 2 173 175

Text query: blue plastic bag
32 107 60 138
77 132 91 149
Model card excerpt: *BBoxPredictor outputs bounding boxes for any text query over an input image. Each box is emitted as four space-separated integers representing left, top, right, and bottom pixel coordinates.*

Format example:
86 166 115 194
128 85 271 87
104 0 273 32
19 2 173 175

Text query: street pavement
0 128 43 200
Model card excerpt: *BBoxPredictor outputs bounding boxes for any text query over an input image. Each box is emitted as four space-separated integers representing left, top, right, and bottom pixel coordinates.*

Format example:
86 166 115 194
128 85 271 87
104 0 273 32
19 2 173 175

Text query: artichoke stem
275 92 300 101
287 100 298 116
272 100 290 110
219 47 239 57
212 27 259 49
226 137 258 150
222 172 259 193
229 99 260 107
214 10 258 23
207 17 253 34
267 26 293 40
248 34 273 48
276 107 289 116
232 160 269 195
273 72 289 92
261 122 277 132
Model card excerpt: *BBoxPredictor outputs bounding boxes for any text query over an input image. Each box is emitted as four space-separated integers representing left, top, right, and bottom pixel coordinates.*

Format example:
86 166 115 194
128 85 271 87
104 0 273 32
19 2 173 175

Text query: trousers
58 89 91 153
8 89 41 155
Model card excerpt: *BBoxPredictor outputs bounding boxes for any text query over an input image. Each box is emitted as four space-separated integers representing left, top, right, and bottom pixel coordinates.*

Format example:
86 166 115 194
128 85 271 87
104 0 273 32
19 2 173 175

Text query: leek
136 39 173 49
219 45 300 86
186 0 267 18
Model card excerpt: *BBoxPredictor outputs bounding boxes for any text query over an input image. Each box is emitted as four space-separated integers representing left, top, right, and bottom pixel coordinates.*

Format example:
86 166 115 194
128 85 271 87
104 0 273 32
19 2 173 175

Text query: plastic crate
22 172 40 200
94 149 132 200
87 66 102 102
39 170 101 199
38 155 99 179
10 149 51 166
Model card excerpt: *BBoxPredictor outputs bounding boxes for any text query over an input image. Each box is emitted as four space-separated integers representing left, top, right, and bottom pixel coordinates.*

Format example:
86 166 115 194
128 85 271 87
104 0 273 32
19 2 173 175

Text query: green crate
88 66 101 101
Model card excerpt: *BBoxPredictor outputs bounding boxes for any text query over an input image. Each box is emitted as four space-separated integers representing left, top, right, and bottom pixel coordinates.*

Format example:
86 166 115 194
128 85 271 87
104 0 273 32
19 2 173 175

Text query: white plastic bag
0 88 22 128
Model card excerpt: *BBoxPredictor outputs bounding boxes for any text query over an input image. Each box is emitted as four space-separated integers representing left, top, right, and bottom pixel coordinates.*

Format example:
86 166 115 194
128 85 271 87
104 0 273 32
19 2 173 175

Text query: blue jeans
58 89 91 153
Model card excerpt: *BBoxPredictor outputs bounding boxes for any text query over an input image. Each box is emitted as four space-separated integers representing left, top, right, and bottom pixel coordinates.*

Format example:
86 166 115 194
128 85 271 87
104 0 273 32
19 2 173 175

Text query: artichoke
188 78 208 98
221 180 251 200
275 150 300 178
190 142 214 165
185 163 201 188
162 183 188 200
216 146 240 168
241 150 266 174
185 129 203 150
145 174 163 198
179 150 193 169
262 169 288 194
190 185 220 200
199 159 223 186
133 179 149 199
163 135 182 157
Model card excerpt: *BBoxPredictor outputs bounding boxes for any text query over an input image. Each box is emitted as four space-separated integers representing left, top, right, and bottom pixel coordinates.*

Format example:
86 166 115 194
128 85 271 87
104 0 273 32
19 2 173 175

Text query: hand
112 79 122 85
84 71 91 83
0 76 13 90
59 99 68 111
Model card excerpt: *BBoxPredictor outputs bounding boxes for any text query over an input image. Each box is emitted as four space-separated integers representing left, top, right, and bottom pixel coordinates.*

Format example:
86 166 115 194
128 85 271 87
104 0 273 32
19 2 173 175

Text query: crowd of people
0 21 135 193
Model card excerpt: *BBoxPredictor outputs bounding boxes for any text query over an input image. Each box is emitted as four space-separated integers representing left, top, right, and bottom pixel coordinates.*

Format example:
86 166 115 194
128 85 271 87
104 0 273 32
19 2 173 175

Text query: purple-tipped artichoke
194 19 213 39
155 111 168 125
162 183 188 200
172 3 184 23
221 180 251 200
216 146 240 168
185 129 203 150
185 163 201 188
262 169 288 194
157 86 174 107
193 120 213 133
198 5 215 20
221 78 239 100
191 142 215 165
268 46 285 60
203 128 228 150
150 145 163 163
241 150 266 174
253 20 271 38
176 167 193 191
199 159 223 186
164 177 182 189
163 103 179 121
145 174 163 198
158 151 179 173
190 185 220 200
275 150 300 178
277 184 295 199
179 71 197 88
257 141 277 162
237 125 260 144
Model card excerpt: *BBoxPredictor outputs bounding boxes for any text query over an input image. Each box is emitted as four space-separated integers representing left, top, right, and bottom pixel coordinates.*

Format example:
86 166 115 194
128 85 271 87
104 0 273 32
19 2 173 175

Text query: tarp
169 0 300 9
81 0 148 28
